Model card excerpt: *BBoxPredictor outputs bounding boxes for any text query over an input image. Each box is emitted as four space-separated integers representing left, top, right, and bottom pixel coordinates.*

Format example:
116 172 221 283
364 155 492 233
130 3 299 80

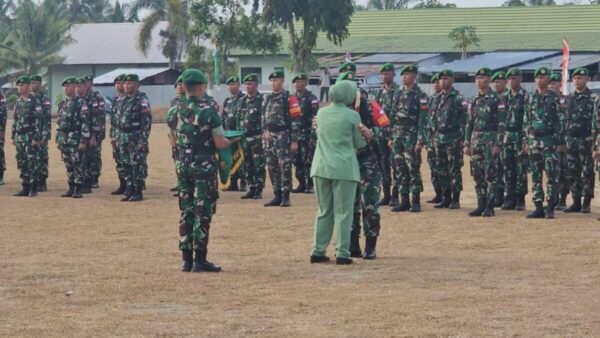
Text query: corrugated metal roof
94 67 171 85
356 53 439 64
519 54 600 71
423 51 559 74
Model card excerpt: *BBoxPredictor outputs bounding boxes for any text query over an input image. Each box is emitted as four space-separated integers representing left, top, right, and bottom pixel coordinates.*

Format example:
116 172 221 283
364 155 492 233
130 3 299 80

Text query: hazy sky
355 0 584 6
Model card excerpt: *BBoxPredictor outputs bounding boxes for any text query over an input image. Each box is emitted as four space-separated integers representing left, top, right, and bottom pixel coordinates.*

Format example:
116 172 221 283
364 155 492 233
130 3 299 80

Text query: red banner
562 37 570 94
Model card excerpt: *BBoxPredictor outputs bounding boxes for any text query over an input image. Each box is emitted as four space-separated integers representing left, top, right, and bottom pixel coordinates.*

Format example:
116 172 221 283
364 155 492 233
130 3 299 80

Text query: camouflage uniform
293 89 319 192
32 91 51 186
0 94 6 181
111 94 127 183
239 92 266 195
222 91 245 189
493 89 509 205
90 91 106 185
557 93 570 207
56 95 90 187
12 94 43 190
423 91 441 200
79 91 99 189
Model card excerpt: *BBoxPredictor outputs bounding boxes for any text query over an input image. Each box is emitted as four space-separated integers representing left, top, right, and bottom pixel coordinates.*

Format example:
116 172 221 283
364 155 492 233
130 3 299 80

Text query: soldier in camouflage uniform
262 70 300 207
523 66 566 219
491 71 508 207
423 73 442 204
549 73 570 210
221 76 246 192
291 73 319 194
0 91 6 185
501 68 529 211
562 68 597 214
56 77 90 198
389 64 428 213
75 78 93 193
118 74 152 202
429 69 467 209
167 75 184 196
110 74 128 195
464 68 506 217
30 74 51 192
239 73 265 200
12 75 43 197
169 68 239 273
83 75 106 189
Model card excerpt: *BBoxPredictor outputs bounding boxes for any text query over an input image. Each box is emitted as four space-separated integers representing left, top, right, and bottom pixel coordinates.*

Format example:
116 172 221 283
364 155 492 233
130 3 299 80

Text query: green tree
503 0 526 6
57 0 112 23
366 0 413 9
527 0 555 4
448 25 480 60
413 0 456 8
264 0 354 72
110 0 138 22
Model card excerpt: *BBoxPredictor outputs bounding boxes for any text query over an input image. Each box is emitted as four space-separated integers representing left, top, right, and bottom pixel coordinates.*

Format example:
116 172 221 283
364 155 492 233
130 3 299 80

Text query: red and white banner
561 37 570 94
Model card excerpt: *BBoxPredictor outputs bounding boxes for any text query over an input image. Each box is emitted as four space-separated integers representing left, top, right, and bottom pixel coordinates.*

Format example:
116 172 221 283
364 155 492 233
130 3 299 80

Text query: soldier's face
294 79 307 92
227 82 240 95
30 81 41 92
549 81 561 93
18 83 30 96
494 79 507 93
76 84 86 96
535 75 549 90
573 75 588 90
124 81 138 94
270 78 284 91
440 76 453 90
380 71 395 84
475 76 490 90
63 84 75 97
432 81 441 92
244 81 258 95
175 83 185 96
402 73 416 86
508 76 521 90
115 81 124 93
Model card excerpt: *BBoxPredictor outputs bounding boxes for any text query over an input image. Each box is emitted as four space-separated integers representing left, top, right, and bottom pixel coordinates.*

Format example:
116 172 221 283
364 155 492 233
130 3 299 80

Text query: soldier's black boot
409 193 421 213
292 179 306 193
120 187 133 202
128 189 144 202
253 187 263 200
363 237 377 260
468 197 485 217
434 189 451 209
563 196 581 213
239 178 247 192
61 183 75 198
379 185 391 206
72 184 83 199
192 249 222 272
14 183 30 197
38 178 47 192
81 179 92 194
392 194 410 212
545 199 556 219
349 222 362 258
111 179 126 195
389 186 400 208
90 179 99 189
241 187 256 199
449 190 461 209
181 250 193 272
493 190 504 208
305 180 314 194
28 182 37 197
526 201 545 219
280 191 291 207
501 193 516 210
557 194 567 211
427 186 442 204
264 191 282 207
581 196 592 214
482 198 495 217
0 171 4 185
515 195 526 211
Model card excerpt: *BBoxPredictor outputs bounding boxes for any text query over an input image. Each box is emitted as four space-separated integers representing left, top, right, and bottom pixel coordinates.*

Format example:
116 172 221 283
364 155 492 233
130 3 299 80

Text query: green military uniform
30 74 51 191
523 66 565 219
222 76 246 191
550 73 570 210
239 74 265 200
167 75 184 195
110 74 128 194
491 71 508 206
12 76 44 196
85 75 107 188
421 73 442 203
0 91 6 184
465 68 506 217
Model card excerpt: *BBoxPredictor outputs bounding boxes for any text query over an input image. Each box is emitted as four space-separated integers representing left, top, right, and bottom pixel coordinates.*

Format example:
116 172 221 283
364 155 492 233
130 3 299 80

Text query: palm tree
56 0 112 23
132 0 188 69
448 25 480 60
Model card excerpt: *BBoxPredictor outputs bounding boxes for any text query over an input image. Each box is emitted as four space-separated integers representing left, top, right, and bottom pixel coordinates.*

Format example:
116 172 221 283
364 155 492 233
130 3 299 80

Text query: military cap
337 71 355 81
572 68 589 77
76 77 87 85
225 76 240 85
400 64 418 75
15 75 31 85
339 61 357 73
268 70 284 80
62 77 77 86
172 75 183 88
30 74 42 82
124 74 140 82
475 67 492 77
534 66 551 77
431 73 440 83
84 75 94 83
292 73 309 83
491 71 506 82
182 68 208 85
243 73 259 83
550 73 562 83
506 67 522 77
379 63 395 73
439 69 454 78
114 74 126 83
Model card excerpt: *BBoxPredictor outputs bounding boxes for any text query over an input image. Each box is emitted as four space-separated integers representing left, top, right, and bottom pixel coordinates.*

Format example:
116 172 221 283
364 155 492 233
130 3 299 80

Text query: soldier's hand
522 144 528 154
556 144 566 153
90 136 97 147
463 146 470 156
0 131 4 139
78 143 87 151
492 146 501 157
56 144 61 150
262 131 271 142
414 143 424 152
594 151 600 161
359 124 373 142
138 143 147 151
312 116 317 130
42 139 48 146
387 140 392 148
291 141 298 153
31 140 40 147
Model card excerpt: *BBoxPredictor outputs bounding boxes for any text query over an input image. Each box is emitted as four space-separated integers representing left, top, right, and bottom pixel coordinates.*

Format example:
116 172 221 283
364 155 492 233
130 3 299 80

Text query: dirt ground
1 122 599 337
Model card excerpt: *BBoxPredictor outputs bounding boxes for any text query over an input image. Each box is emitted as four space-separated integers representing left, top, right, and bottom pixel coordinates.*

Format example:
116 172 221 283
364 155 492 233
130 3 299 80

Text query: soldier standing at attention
523 66 565 219
422 73 442 204
0 90 6 185
291 73 319 194
110 74 128 195
491 71 508 207
562 68 596 214
83 75 106 189
29 74 51 192
221 76 246 192
56 77 90 199
464 67 506 217
262 70 300 207
12 75 43 197
239 74 265 200
167 75 184 196
549 73 570 210
171 68 240 273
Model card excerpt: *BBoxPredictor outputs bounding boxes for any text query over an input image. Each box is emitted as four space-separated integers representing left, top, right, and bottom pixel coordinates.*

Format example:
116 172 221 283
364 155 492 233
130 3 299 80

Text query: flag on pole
561 36 570 94
345 51 352 62
216 130 245 191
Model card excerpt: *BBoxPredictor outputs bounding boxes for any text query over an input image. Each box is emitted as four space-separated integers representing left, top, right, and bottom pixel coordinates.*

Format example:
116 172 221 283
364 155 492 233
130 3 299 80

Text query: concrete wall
235 55 290 84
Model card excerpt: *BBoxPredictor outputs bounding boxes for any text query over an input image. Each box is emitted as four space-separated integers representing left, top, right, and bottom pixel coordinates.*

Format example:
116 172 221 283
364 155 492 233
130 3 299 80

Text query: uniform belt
15 127 34 133
507 127 521 132
267 125 289 133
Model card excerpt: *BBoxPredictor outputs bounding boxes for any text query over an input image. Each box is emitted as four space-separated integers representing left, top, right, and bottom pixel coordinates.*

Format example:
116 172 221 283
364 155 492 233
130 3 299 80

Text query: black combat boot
280 191 291 207
72 184 83 198
545 199 556 219
128 189 144 202
239 178 247 192
526 201 545 218
409 193 421 212
563 196 581 213
392 194 410 212
192 249 222 272
468 197 486 217
181 250 193 272
427 186 442 204
81 180 92 194
14 183 30 197
241 187 256 199
0 171 4 185
557 194 568 211
493 190 504 208
449 190 461 209
253 187 263 199
305 180 314 194
389 186 400 208
120 187 134 202
379 185 391 206
336 257 353 265
363 237 377 260
28 182 37 197
90 179 99 189
482 198 495 217
501 193 516 210
581 196 592 214
292 179 306 193
434 189 451 209
170 185 178 192
515 195 526 211
349 223 362 258
310 255 330 263
61 183 75 198
111 178 126 195
38 178 47 192
264 191 282 207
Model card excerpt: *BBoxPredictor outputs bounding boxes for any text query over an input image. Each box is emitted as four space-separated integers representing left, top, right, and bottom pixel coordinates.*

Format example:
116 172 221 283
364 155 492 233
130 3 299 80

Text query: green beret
16 75 31 85
30 74 42 82
339 61 356 73
268 70 284 80
550 73 562 82
337 71 355 81
84 75 93 83
62 77 77 86
572 68 589 77
114 74 126 83
76 77 87 85
491 71 506 81
292 73 309 83
124 74 140 82
431 73 440 83
439 69 454 78
534 66 551 77
182 68 208 85
379 63 395 73
400 65 418 75
225 76 240 85
243 73 258 83
506 67 522 78
475 67 492 77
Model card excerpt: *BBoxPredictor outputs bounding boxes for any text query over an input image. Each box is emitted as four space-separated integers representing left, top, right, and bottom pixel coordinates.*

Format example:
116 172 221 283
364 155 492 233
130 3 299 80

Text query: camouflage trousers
89 141 103 181
501 142 528 197
265 130 292 193
0 137 5 174
40 142 49 181
14 134 41 185
380 139 394 189
176 162 218 252
294 137 315 183
392 137 423 195
528 138 559 203
558 152 570 198
60 145 84 185
119 134 148 191
566 137 595 198
353 152 382 238
434 140 463 193
112 139 124 180
242 136 266 189
426 145 441 193
470 137 499 201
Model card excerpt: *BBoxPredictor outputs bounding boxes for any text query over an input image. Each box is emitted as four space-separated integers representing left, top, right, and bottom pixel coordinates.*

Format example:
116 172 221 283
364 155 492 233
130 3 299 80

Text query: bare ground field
1 122 599 337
